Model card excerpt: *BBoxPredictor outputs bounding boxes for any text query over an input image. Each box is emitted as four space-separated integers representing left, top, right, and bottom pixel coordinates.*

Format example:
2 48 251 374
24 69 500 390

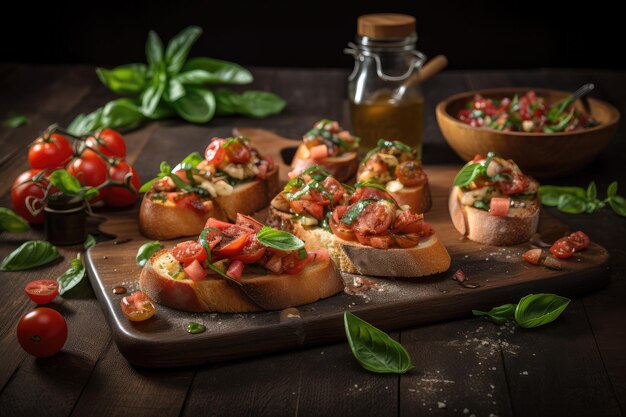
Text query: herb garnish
540 181 626 216
473 293 570 328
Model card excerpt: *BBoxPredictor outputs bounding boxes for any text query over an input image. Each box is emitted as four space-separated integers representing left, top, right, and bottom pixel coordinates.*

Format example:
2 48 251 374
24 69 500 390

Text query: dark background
0 0 622 70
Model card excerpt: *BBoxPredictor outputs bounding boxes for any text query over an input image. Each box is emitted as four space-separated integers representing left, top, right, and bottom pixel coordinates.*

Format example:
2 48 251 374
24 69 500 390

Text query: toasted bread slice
139 167 279 240
290 144 358 182
390 183 432 213
448 186 540 246
139 249 345 313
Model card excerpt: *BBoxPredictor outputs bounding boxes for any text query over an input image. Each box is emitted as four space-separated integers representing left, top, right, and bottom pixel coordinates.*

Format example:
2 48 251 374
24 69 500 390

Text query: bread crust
391 183 432 213
138 167 279 240
290 144 358 182
448 186 540 246
139 249 345 313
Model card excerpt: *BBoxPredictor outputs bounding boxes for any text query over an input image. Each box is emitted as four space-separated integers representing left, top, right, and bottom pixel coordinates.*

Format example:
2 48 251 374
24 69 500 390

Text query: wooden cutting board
85 128 611 368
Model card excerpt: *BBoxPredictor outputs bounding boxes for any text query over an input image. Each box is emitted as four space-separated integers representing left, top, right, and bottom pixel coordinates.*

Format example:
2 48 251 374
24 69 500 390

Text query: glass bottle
44 193 87 245
346 14 426 157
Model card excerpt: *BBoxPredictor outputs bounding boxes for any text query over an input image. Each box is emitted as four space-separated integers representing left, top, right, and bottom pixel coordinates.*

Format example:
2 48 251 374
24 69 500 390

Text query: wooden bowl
436 88 620 178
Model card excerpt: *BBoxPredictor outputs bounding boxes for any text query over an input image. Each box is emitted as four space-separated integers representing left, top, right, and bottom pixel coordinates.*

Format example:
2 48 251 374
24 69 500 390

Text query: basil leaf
100 99 145 131
515 294 570 328
344 311 413 374
453 162 483 187
144 100 175 120
557 194 587 214
136 241 163 267
586 181 597 201
0 240 60 271
0 207 29 233
472 200 490 211
214 89 286 118
165 78 186 102
57 256 87 296
172 87 216 123
341 199 375 225
182 57 253 84
96 64 148 94
539 185 586 207
198 227 220 260
164 26 202 75
67 107 104 136
141 75 166 117
4 114 28 128
473 304 516 325
83 234 96 250
607 181 618 199
609 195 626 217
355 182 387 192
49 169 82 195
160 161 172 174
146 30 164 71
173 152 204 171
83 188 100 201
256 226 304 251
139 177 161 193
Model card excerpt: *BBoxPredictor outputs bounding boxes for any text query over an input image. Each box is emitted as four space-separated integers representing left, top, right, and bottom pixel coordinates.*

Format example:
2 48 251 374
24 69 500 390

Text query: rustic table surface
0 64 625 417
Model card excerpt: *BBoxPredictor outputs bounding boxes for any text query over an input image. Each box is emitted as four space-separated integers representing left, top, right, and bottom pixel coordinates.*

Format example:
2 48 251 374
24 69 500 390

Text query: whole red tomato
11 169 48 224
66 150 108 202
102 161 140 207
28 133 74 170
17 307 67 357
85 128 127 158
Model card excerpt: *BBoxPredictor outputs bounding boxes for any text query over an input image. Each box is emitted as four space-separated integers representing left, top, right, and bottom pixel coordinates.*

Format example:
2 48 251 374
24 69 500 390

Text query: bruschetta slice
448 152 540 246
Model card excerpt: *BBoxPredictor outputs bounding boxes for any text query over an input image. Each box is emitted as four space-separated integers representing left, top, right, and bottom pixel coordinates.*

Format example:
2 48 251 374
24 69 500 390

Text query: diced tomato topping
522 249 542 265
205 138 226 164
452 269 466 282
310 144 329 161
550 237 576 259
224 139 251 163
172 241 208 264
368 234 394 249
490 197 510 216
350 186 393 204
226 260 244 281
256 160 268 180
231 235 267 264
352 201 394 235
282 251 313 275
393 233 420 248
213 233 248 258
568 231 590 251
321 176 345 203
174 170 191 184
499 172 530 195
392 211 423 234
289 199 325 220
329 217 356 241
308 249 329 263
265 254 283 274
206 218 239 231
184 260 207 281
236 214 264 232
199 228 223 251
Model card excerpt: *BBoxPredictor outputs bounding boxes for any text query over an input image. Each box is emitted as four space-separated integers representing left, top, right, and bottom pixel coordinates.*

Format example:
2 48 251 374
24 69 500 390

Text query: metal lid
357 14 416 39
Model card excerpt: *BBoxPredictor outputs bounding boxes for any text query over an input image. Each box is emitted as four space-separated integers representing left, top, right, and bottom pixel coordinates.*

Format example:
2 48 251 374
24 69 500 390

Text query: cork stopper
357 14 416 39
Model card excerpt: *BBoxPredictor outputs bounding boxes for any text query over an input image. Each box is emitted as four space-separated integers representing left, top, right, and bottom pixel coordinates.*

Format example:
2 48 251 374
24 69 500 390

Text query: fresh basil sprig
198 228 242 286
453 152 495 187
136 241 163 267
0 207 29 233
354 181 388 192
256 226 304 251
139 160 208 196
0 240 60 271
57 255 88 296
540 181 626 217
83 234 96 250
473 293 570 328
363 139 413 161
68 26 285 135
344 311 413 374
4 113 28 128
173 152 204 171
49 169 100 201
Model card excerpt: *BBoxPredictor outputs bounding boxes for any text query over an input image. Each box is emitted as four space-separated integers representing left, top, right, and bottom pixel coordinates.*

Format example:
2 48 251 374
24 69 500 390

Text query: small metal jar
44 193 87 245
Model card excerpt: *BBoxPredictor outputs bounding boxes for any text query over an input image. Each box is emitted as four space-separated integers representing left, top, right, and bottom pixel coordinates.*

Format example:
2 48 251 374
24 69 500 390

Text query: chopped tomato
172 241 208 264
224 139 251 163
568 231 590 251
174 170 191 184
265 254 283 273
352 201 393 235
329 217 355 241
206 218 237 231
321 176 345 203
262 155 275 171
472 154 485 162
522 248 542 265
236 214 264 232
256 161 268 180
213 233 248 258
205 139 226 164
368 234 394 249
490 197 510 216
395 161 428 187
232 235 267 264
310 144 329 161
282 252 311 275
226 260 245 281
308 249 329 263
550 237 576 259
184 260 207 281
393 233 420 248
24 280 59 304
452 269 466 282
289 199 325 220
350 186 393 204
332 205 349 223
392 211 423 233
421 222 432 237
199 228 223 251
120 292 156 322
499 173 530 195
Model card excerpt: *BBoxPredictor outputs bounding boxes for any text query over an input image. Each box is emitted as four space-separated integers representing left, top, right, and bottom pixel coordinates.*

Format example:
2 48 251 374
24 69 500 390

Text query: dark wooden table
1 64 625 417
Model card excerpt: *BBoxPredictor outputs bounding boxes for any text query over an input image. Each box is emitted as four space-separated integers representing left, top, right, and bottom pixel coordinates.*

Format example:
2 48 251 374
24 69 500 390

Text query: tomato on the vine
11 169 48 224
25 280 59 304
102 161 140 207
28 133 74 170
66 150 108 202
85 128 127 158
120 292 156 322
17 307 67 357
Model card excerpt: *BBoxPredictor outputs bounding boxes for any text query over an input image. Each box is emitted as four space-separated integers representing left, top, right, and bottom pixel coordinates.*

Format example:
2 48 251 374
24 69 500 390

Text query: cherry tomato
184 260 207 282
236 214 264 232
67 150 108 202
85 128 126 158
350 186 393 204
120 291 156 322
568 231 590 251
329 217 356 241
368 234 394 249
226 260 245 281
102 161 140 207
289 199 325 220
352 201 394 235
499 172 530 195
206 218 235 231
232 235 267 264
224 139 251 163
281 251 313 275
11 169 47 224
392 210 423 234
24 280 59 304
172 241 208 264
28 133 74 170
395 161 427 187
321 176 345 203
522 249 542 265
550 237 576 259
393 233 420 248
205 139 225 164
214 233 248 258
17 307 67 357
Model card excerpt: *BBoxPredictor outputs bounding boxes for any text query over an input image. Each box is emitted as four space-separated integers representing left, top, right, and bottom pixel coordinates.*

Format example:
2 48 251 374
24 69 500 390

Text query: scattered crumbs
217 321 222 325
532 353 536 356
422 403 426 407
485 258 489 261
489 414 499 417
351 302 356 306
408 388 416 392
490 384 495 389
113 269 118 272
358 388 362 392
521 371 529 375
292 392 296 395
487 393 493 398
102 255 107 259
321 351 325 355
251 315 256 319
463 409 470 415
210 313 218 319
464 255 469 259
354 384 358 388
436 370 440 374
478 362 482 365
385 386 388 390
459 351 463 354
491 367 497 371
492 401 497 405
469 374 473 377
